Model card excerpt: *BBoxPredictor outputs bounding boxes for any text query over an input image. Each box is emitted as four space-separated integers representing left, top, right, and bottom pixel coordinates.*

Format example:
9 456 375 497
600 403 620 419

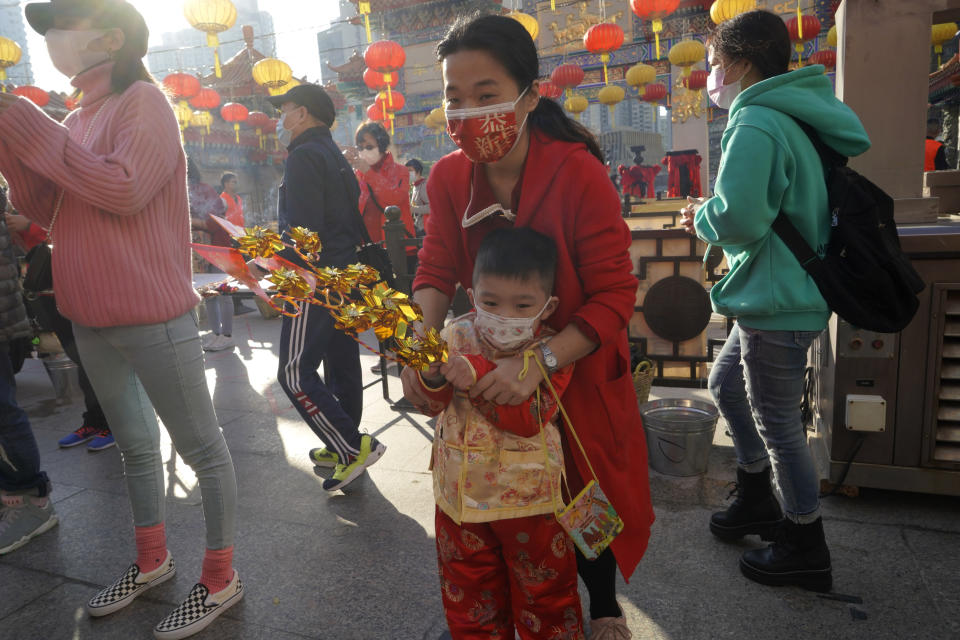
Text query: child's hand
440 356 476 391
419 361 445 387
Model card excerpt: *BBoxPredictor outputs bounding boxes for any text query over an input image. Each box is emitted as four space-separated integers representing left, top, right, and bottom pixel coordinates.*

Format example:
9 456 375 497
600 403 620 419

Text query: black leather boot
710 466 784 541
739 517 833 592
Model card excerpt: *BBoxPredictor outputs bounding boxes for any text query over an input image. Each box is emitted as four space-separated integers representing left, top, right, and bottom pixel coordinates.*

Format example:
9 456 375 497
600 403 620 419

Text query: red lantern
642 83 667 103
584 23 624 85
786 15 821 66
367 102 386 122
683 69 709 90
629 0 681 59
246 110 271 149
809 49 836 71
12 85 49 107
376 91 405 114
538 80 563 100
550 63 585 93
364 39 405 113
220 102 249 143
363 67 397 91
162 73 201 101
189 87 221 110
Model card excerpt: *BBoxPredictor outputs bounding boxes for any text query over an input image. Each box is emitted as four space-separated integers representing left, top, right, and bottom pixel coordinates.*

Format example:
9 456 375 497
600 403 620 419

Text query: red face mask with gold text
445 89 529 164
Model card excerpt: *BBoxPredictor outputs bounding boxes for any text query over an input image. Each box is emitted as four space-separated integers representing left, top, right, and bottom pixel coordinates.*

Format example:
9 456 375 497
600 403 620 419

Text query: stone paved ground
1 310 958 640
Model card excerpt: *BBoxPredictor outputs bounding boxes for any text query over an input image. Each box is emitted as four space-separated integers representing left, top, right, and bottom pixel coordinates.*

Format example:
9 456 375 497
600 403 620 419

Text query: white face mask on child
473 298 552 351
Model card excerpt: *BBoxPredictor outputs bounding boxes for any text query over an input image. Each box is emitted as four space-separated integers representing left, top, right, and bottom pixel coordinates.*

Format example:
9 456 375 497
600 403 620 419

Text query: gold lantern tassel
359 1 372 43
653 18 662 60
234 123 240 143
0 68 5 92
207 33 223 78
601 53 609 85
384 75 393 108
796 7 803 67
937 44 944 67
551 0 555 9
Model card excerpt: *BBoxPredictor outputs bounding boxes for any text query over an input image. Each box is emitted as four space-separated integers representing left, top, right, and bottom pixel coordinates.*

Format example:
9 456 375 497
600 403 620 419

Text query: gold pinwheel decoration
288 226 322 256
203 224 448 371
238 226 284 259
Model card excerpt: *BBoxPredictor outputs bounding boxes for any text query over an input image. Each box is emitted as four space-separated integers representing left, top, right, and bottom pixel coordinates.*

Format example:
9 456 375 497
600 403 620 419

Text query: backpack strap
770 117 846 275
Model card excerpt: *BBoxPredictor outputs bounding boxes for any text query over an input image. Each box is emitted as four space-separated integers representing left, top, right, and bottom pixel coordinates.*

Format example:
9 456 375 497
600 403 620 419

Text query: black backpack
771 119 925 334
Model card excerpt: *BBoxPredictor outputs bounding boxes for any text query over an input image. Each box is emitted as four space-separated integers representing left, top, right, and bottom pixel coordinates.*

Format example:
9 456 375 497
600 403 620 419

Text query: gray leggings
74 311 237 549
205 296 233 336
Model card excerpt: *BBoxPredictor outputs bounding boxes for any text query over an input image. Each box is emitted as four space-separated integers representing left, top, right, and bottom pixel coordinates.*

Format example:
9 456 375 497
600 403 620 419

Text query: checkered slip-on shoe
153 570 243 640
87 551 175 617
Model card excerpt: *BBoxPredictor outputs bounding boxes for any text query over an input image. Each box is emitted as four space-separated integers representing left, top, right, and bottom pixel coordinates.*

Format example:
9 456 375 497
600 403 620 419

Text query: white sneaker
154 570 243 639
201 334 221 351
87 551 176 617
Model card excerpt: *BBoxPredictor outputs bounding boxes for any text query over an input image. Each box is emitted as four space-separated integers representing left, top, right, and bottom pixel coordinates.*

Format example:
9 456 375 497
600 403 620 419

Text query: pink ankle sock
199 547 234 593
135 523 167 573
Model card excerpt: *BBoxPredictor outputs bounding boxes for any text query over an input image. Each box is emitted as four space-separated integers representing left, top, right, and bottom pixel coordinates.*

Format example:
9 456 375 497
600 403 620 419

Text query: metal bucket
640 398 719 477
41 354 82 404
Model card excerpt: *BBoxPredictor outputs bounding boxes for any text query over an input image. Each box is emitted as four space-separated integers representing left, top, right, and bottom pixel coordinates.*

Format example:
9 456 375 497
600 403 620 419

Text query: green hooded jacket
694 65 871 331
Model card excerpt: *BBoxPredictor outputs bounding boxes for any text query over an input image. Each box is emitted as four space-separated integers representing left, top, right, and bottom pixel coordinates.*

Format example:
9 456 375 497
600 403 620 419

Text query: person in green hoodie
680 10 870 593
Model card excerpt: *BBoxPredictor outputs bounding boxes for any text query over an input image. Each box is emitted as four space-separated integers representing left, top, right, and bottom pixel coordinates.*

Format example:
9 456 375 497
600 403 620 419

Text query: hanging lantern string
359 0 372 43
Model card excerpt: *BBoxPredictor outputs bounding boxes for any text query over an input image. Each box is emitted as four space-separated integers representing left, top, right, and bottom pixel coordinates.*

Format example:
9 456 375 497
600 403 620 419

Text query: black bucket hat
26 0 148 57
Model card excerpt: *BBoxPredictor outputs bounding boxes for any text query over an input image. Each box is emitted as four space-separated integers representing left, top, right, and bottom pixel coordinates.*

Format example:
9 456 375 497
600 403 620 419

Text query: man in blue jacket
267 84 386 491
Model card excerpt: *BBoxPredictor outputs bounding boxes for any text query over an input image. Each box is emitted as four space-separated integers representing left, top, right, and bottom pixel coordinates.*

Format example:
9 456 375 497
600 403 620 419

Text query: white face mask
359 148 382 166
707 62 743 110
473 297 553 351
277 111 294 147
45 29 112 79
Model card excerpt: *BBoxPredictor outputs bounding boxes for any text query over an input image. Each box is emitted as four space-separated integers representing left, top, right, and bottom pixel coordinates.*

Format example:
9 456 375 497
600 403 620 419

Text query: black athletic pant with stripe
277 303 363 461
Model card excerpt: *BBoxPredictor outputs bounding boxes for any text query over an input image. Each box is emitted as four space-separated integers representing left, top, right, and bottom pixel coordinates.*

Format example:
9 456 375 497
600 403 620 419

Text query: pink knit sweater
0 63 199 328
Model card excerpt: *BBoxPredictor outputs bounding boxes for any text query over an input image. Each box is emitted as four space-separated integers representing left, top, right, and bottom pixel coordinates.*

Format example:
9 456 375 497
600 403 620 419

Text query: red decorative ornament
246 111 271 149
550 63 585 89
12 85 50 107
162 73 201 101
64 95 79 111
538 80 563 100
367 101 386 122
376 90 405 114
809 49 836 70
683 69 709 90
220 102 249 143
189 87 221 110
786 15 821 66
364 39 405 114
629 0 681 59
584 23 624 85
363 67 397 91
642 83 668 103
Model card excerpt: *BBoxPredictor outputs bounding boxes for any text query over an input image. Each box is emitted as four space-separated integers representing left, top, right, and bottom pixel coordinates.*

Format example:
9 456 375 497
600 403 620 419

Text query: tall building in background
0 3 34 86
316 0 364 86
147 0 276 80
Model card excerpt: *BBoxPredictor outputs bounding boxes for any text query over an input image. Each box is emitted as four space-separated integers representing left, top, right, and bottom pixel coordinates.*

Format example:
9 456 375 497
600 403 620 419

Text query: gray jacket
0 215 31 344
411 179 429 232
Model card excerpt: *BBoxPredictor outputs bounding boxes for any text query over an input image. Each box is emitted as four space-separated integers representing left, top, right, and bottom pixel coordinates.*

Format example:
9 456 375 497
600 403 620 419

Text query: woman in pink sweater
0 2 240 638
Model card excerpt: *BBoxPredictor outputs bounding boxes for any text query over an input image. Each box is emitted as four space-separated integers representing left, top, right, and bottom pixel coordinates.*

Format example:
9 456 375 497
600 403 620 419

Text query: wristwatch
540 341 559 375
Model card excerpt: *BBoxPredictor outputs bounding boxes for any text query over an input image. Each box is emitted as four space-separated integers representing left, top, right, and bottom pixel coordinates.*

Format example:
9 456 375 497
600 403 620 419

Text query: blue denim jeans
74 311 237 549
0 344 50 497
708 323 822 523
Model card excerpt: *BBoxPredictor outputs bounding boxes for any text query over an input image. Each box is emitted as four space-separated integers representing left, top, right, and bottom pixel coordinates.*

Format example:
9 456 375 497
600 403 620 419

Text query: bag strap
520 350 602 486
770 116 846 274
47 96 114 243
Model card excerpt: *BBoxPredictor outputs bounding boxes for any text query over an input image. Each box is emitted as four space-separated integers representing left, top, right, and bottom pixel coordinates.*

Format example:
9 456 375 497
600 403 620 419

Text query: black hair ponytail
437 13 604 163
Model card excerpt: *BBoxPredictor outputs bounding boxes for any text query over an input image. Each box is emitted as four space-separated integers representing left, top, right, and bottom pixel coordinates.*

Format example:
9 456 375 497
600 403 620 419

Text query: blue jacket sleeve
694 124 790 247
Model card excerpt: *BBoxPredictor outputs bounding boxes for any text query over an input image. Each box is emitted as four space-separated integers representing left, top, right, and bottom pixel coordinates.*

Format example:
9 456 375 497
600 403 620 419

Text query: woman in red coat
401 14 654 639
345 121 414 243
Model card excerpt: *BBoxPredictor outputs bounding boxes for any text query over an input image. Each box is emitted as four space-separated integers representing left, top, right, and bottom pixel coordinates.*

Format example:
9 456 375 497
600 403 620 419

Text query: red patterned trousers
435 508 585 640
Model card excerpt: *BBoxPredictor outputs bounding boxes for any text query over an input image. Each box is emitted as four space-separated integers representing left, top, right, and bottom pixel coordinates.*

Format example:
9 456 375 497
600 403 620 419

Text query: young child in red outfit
418 228 584 640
